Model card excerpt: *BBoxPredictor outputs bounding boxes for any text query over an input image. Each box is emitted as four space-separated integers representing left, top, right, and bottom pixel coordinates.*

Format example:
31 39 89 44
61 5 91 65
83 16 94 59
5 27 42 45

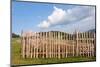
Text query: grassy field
11 38 96 66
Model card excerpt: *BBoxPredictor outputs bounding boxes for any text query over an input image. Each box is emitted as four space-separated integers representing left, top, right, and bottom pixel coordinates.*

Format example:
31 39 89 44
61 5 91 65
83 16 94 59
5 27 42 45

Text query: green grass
11 38 96 66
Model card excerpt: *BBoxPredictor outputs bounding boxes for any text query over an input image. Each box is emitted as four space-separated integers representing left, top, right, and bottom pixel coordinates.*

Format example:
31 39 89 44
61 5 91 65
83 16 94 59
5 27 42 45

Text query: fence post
21 31 25 58
26 35 29 58
76 31 79 56
92 39 94 57
34 32 36 58
30 34 33 58
40 33 43 58
72 32 74 57
46 32 48 58
58 32 60 59
87 32 90 57
65 34 68 58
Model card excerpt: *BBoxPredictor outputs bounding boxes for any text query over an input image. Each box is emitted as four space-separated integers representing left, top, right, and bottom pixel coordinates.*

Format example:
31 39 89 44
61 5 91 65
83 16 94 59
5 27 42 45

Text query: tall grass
11 38 96 66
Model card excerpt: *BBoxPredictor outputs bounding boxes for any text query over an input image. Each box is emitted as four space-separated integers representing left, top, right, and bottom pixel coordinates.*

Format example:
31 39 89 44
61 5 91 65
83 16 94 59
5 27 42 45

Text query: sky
12 1 96 35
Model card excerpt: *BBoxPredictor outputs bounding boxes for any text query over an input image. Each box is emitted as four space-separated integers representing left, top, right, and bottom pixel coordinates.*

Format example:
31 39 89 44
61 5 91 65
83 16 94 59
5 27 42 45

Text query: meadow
11 38 96 66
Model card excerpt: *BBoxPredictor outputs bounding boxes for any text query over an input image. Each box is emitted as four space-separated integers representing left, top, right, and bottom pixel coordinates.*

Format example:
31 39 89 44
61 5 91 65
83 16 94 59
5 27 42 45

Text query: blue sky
12 1 95 35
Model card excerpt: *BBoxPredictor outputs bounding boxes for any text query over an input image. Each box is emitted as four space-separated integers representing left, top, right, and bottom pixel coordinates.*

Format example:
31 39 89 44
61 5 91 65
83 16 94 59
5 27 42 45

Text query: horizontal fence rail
21 31 96 59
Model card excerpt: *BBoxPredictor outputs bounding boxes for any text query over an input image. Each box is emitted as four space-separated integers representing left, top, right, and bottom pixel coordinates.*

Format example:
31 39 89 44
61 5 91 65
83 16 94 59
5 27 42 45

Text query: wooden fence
21 31 96 58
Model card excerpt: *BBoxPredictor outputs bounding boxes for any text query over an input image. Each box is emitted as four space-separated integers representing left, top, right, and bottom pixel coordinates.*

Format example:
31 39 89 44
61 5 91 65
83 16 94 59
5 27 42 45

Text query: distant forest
12 33 20 38
12 29 95 38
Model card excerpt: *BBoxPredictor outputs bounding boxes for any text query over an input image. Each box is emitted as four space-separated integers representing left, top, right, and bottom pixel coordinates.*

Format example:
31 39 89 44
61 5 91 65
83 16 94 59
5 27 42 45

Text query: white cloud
37 6 67 28
37 6 95 32
38 20 50 28
47 6 67 25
